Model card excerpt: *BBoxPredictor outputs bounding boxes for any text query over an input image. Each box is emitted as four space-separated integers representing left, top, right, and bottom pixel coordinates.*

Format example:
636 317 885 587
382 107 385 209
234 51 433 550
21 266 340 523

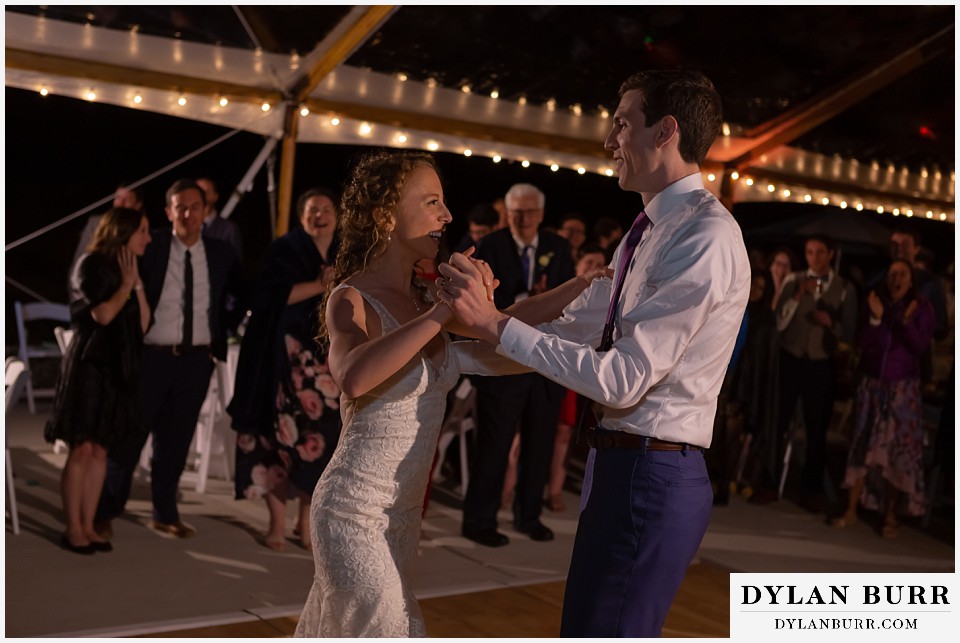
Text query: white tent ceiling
4 9 955 223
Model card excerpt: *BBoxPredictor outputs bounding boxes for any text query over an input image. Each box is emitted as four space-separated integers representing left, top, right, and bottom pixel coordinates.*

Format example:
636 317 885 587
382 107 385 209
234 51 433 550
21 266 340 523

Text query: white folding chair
433 377 478 497
14 301 71 414
6 358 28 534
183 344 239 493
50 326 77 455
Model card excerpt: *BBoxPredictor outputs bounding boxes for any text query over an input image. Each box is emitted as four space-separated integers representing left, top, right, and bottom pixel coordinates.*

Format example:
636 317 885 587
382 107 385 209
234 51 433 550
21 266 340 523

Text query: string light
577 167 586 175
599 106 609 118
856 203 863 211
86 89 97 101
821 197 829 205
571 104 582 116
940 213 947 221
426 78 438 88
745 178 754 186
397 134 407 143
877 206 885 214
804 194 812 202
359 122 372 135
926 211 933 219
177 95 186 106
490 89 499 99
730 171 740 180
767 184 775 192
133 94 142 104
463 149 472 157
300 107 309 117
722 123 731 136
707 173 716 182
427 141 439 151
330 117 340 126
39 87 48 96
604 169 614 177
840 201 847 209
550 164 559 172
521 160 530 168
461 85 471 94
782 189 791 197
492 155 502 163
893 208 900 216
545 99 556 112
219 97 229 107
905 209 913 217
261 102 270 112
397 72 407 82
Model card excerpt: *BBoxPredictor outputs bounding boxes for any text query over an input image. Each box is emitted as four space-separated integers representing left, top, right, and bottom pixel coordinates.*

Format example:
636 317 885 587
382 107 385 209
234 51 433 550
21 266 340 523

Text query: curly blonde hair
317 150 439 341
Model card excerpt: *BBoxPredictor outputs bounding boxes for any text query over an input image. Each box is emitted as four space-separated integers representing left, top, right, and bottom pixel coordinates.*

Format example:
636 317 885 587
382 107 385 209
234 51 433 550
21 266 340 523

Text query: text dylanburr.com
730 573 957 640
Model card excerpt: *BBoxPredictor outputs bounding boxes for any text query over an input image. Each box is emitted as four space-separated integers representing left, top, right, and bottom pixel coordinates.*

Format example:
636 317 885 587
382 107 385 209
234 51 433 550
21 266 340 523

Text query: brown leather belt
585 427 702 452
146 344 211 357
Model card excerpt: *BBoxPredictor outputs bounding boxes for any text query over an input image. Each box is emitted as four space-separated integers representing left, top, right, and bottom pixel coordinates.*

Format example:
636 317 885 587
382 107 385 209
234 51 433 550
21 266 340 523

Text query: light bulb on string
577 167 586 175
521 160 531 168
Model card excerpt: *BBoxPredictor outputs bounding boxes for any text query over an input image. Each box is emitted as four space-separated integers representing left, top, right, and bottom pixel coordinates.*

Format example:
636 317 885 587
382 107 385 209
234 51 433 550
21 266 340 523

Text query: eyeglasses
508 208 541 218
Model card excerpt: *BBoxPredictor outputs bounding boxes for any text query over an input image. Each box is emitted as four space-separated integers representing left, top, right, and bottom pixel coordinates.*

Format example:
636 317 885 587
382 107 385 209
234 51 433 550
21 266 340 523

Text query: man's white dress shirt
144 235 212 346
496 173 750 448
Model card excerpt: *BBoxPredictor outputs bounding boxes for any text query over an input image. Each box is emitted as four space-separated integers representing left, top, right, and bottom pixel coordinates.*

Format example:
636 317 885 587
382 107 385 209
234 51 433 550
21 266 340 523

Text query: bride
295 150 605 637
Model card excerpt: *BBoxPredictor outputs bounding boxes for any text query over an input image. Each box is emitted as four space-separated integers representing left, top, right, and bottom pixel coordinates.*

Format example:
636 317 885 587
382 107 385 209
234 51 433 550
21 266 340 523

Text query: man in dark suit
461 183 575 547
96 179 243 539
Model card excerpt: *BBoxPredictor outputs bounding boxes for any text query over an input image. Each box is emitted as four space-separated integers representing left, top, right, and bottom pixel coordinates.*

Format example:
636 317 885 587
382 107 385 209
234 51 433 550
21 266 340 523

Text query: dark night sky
4 87 955 345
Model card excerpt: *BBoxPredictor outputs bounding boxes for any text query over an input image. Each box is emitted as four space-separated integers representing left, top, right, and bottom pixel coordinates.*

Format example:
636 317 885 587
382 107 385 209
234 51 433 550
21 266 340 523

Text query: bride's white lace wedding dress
295 285 460 637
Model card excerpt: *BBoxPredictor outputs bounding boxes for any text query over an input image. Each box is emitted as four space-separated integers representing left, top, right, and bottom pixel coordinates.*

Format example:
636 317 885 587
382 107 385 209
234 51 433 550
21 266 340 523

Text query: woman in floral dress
228 188 342 550
831 259 935 538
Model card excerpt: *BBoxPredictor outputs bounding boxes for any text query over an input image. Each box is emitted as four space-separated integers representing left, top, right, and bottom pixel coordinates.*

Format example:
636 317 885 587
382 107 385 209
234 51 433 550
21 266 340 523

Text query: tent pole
276 103 300 236
220 136 280 221
720 168 737 212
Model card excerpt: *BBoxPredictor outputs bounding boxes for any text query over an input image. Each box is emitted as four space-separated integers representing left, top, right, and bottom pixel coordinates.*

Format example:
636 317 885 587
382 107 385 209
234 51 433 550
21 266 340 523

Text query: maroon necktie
598 212 650 351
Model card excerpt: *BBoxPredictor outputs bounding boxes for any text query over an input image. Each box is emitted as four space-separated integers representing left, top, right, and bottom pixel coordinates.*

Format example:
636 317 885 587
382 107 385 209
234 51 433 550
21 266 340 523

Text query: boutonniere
538 252 554 268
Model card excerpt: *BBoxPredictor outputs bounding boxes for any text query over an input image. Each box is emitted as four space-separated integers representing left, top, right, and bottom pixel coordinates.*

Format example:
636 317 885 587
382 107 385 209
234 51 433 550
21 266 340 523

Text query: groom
437 69 749 637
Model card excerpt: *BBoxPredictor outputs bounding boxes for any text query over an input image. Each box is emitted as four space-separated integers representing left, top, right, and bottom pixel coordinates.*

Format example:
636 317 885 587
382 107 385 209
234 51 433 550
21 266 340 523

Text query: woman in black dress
228 188 343 551
45 208 151 554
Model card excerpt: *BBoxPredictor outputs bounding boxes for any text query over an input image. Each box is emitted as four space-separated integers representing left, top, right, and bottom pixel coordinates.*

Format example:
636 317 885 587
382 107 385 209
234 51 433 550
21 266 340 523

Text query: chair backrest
54 327 76 354
15 301 71 360
6 358 27 412
440 378 477 434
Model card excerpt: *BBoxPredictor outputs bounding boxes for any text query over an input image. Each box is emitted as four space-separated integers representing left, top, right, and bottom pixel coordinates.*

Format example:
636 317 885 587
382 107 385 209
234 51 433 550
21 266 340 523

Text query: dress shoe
517 521 554 542
148 519 196 539
798 493 824 514
747 488 780 505
59 534 96 555
462 527 509 547
90 540 113 552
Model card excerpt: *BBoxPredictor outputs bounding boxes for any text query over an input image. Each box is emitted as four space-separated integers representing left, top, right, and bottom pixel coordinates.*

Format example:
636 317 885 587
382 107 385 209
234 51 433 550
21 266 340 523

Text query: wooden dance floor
140 561 732 637
5 403 953 638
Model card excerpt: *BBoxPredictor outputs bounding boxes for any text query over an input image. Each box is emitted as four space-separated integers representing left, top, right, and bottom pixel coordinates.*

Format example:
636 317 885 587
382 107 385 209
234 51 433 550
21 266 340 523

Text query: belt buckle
590 428 615 451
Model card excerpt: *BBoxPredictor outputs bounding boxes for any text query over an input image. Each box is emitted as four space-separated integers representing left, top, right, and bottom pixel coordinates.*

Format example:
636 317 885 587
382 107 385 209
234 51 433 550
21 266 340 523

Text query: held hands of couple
435 252 506 342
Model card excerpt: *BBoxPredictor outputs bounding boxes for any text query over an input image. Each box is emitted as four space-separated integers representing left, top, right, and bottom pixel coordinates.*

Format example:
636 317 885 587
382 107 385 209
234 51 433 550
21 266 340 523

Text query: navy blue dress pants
97 346 213 524
560 444 713 637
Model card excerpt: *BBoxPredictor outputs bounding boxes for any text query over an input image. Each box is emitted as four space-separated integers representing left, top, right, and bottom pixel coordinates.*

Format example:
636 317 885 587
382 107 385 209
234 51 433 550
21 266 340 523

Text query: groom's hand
436 253 509 344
